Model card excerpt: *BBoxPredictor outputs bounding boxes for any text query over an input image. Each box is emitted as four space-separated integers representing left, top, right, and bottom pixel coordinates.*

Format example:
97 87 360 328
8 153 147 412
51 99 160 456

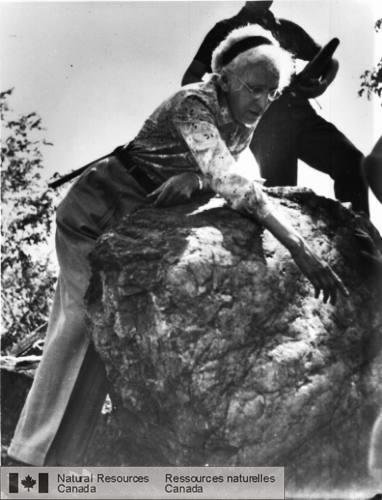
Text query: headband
221 36 272 67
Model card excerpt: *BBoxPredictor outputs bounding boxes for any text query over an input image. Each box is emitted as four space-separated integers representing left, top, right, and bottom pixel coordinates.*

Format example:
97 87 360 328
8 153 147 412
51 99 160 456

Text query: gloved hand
294 58 339 98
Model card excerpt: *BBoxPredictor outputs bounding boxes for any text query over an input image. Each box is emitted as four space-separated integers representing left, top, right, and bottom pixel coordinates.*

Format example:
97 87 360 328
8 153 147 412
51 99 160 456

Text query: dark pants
250 93 369 214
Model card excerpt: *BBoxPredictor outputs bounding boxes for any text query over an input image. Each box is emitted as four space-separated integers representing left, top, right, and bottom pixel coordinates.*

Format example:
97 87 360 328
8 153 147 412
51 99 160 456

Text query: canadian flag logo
9 473 49 494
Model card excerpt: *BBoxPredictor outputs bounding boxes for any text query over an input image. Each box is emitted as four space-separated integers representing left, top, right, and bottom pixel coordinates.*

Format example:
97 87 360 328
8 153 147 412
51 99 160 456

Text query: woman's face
222 62 280 128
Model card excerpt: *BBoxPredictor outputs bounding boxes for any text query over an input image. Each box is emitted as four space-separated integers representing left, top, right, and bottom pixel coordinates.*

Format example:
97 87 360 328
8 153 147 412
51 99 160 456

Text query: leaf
358 19 382 104
1 89 57 353
21 475 36 491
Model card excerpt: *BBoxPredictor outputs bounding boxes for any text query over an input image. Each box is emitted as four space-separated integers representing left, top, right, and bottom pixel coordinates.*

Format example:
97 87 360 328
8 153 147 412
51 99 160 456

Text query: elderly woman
9 25 348 466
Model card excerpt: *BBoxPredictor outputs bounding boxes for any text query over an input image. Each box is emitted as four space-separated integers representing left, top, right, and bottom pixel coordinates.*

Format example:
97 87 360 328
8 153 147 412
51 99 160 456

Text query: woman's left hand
290 242 349 304
147 172 202 206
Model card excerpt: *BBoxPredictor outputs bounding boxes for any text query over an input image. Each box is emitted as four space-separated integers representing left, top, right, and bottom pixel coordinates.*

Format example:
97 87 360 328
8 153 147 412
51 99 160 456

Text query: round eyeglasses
227 71 281 102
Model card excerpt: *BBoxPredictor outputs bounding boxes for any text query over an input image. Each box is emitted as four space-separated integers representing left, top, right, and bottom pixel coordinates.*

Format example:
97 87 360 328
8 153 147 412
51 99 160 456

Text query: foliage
358 19 382 103
1 88 57 353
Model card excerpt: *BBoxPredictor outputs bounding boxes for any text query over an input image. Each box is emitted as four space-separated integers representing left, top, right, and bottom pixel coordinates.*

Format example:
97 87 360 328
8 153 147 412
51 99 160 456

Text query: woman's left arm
173 97 349 303
262 210 349 304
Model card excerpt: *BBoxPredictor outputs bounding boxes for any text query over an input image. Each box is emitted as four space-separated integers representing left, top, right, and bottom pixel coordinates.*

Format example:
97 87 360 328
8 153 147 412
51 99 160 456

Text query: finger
314 263 331 295
335 277 349 297
329 269 349 297
163 188 183 205
300 263 322 297
317 264 338 301
325 281 338 306
354 228 370 239
318 274 335 304
146 191 157 199
311 273 324 299
293 253 324 297
320 278 335 304
146 187 162 199
322 286 330 304
154 188 171 206
330 287 337 306
321 270 345 305
156 187 182 207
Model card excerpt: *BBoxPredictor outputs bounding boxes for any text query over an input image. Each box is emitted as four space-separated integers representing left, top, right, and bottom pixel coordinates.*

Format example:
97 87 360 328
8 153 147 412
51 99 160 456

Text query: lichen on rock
85 187 382 489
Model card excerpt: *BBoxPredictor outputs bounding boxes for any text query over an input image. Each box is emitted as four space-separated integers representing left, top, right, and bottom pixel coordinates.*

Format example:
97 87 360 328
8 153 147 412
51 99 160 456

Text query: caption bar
1 466 284 499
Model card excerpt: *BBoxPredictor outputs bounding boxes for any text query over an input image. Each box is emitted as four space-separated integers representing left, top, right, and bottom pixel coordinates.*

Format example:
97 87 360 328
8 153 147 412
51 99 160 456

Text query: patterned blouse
129 75 271 220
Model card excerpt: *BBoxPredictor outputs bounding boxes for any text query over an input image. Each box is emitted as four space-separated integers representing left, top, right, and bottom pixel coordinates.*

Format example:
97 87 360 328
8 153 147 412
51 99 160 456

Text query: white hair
211 25 294 90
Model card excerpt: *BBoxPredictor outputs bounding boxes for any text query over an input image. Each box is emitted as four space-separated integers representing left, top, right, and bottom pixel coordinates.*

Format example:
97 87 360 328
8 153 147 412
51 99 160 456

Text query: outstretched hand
290 242 349 304
147 172 202 207
261 211 349 304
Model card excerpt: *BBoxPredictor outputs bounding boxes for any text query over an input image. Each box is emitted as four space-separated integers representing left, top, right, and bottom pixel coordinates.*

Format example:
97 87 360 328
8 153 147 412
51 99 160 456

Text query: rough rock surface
86 188 382 489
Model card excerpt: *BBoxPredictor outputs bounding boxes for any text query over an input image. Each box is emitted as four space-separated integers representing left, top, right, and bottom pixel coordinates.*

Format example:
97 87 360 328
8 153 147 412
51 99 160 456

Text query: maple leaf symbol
21 475 36 491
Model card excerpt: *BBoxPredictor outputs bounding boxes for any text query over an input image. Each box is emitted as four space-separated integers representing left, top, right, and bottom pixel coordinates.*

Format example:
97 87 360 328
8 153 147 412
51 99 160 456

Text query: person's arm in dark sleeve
330 141 369 215
274 18 321 61
293 58 339 98
275 18 339 98
363 136 382 204
334 170 369 215
182 21 231 85
182 60 210 86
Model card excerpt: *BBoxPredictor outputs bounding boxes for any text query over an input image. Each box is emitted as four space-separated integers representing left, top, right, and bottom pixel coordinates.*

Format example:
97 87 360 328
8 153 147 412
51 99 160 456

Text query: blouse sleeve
173 96 271 221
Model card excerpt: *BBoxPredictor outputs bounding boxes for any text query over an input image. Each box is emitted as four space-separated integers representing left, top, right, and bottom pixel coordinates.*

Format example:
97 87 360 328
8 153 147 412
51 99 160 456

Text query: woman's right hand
146 172 202 207
290 242 349 305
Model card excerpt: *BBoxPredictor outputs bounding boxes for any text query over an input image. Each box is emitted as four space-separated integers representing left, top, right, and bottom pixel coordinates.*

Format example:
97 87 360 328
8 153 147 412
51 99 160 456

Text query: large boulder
85 188 382 490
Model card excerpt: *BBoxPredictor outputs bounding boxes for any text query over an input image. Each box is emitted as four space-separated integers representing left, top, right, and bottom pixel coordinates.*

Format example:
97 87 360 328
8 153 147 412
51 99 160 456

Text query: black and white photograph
1 1 382 498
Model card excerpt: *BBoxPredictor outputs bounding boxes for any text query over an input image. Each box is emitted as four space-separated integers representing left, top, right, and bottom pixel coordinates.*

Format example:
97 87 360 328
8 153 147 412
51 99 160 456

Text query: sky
1 0 381 230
